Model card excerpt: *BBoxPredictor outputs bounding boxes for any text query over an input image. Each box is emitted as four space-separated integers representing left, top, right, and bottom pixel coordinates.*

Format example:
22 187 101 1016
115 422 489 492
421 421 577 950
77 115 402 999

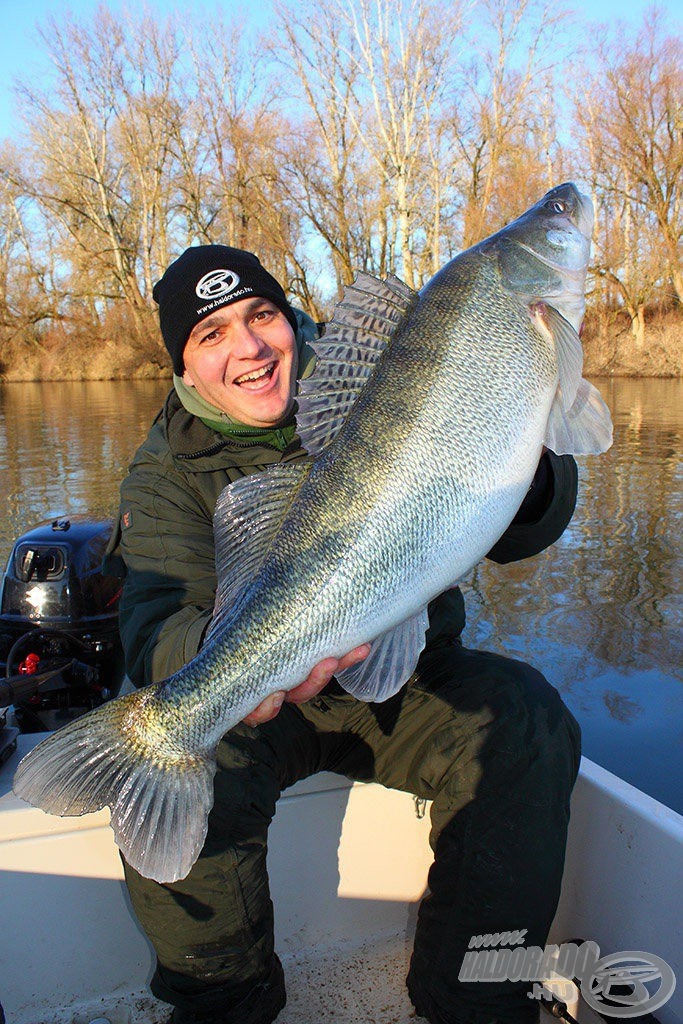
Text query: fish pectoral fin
545 377 613 455
529 300 583 411
209 462 312 641
13 690 216 883
296 273 418 457
529 300 613 455
336 606 429 702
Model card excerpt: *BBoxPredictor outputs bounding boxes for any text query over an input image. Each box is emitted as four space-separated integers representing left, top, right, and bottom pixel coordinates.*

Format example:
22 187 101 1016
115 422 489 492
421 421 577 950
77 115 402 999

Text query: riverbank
582 309 682 377
0 310 680 382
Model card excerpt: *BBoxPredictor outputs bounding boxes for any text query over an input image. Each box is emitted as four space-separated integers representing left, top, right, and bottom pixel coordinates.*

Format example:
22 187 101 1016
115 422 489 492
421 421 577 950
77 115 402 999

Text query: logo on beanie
195 269 240 301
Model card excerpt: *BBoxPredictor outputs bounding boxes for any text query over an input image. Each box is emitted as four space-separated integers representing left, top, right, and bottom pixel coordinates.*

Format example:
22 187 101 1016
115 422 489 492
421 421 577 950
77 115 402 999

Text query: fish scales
13 183 613 883
159 255 556 743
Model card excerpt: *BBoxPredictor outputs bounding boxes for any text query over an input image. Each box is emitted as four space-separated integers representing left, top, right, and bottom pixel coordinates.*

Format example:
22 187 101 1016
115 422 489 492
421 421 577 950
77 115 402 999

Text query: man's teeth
236 363 274 385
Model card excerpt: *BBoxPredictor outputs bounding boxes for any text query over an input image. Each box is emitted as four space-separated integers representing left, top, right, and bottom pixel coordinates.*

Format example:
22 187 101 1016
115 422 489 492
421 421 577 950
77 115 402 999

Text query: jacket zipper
177 436 289 460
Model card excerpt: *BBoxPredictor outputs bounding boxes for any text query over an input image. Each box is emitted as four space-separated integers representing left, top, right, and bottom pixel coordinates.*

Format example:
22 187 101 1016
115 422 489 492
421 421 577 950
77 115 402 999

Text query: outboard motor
0 516 124 740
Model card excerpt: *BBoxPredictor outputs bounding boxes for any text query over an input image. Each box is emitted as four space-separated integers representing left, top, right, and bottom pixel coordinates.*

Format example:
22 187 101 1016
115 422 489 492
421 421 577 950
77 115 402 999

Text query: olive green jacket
105 390 578 687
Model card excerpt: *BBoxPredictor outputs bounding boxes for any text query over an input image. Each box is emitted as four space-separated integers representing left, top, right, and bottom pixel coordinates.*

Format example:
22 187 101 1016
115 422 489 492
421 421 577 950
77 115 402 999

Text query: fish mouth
574 189 594 238
233 361 278 391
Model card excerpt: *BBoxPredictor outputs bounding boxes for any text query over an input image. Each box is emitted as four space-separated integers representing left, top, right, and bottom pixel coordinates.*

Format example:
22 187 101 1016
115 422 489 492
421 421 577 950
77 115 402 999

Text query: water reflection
0 380 169 563
0 377 681 811
460 378 682 811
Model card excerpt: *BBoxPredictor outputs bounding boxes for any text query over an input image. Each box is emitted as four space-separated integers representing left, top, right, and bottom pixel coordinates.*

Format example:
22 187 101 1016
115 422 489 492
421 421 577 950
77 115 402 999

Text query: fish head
479 182 594 333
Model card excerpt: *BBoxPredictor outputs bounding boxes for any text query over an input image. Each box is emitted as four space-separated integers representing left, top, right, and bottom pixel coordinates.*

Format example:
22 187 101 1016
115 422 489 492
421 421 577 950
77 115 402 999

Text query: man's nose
232 322 269 357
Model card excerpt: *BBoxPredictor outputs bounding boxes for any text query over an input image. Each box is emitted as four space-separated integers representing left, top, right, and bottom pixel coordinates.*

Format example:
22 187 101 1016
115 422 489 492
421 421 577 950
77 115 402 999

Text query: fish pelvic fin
545 377 613 455
13 690 216 883
530 301 613 455
337 606 429 702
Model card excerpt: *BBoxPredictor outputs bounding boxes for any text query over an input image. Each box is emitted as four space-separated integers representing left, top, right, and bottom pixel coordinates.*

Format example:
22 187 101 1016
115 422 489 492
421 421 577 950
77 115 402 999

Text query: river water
0 377 681 812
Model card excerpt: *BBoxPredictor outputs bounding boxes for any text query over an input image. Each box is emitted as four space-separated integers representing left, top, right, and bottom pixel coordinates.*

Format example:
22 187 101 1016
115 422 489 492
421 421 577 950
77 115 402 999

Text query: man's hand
242 644 371 727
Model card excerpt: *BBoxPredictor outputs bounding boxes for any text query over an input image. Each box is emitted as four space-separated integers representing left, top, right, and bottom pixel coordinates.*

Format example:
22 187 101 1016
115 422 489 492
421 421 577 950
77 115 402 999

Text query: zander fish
14 183 613 883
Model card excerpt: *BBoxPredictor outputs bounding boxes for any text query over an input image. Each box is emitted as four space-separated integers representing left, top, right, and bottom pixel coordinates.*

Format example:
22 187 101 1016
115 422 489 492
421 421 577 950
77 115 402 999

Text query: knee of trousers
429 652 582 813
121 726 285 986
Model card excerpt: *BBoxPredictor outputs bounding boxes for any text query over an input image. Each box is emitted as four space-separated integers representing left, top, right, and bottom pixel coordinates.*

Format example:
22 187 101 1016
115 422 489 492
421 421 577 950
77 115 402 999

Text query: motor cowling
0 516 125 733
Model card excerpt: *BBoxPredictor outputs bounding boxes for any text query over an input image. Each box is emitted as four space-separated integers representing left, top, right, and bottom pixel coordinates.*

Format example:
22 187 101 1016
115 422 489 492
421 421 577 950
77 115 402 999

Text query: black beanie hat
153 245 299 375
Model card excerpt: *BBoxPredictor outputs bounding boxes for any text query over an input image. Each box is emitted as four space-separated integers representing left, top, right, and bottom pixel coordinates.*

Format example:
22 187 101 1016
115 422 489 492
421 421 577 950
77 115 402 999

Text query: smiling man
106 244 582 1024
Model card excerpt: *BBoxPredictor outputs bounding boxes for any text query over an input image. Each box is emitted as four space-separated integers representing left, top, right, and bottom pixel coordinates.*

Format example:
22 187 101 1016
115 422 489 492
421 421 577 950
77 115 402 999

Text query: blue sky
0 0 678 141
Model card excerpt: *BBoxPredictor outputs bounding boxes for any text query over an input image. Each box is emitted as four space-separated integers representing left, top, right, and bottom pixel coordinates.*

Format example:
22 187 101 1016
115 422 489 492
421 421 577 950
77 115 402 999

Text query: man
105 245 581 1024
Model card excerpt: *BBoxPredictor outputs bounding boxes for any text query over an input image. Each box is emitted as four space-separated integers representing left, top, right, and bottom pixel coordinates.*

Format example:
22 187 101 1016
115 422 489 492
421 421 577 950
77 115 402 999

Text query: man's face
182 297 298 427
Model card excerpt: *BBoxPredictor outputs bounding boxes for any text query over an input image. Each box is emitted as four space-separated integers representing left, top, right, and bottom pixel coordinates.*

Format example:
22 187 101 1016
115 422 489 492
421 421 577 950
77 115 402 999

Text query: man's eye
253 309 274 322
201 329 220 343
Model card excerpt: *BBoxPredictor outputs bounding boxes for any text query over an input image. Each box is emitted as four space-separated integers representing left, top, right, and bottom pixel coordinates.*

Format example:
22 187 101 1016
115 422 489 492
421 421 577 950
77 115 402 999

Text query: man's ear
182 368 195 387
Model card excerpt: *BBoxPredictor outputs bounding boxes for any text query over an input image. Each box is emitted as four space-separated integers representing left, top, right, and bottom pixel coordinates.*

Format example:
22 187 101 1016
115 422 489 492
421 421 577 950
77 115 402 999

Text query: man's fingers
336 643 371 672
286 644 372 705
285 664 336 704
242 690 286 726
244 644 373 722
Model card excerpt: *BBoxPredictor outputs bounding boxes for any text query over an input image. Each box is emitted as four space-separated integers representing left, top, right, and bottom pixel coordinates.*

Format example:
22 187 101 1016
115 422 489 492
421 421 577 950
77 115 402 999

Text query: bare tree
0 144 60 347
274 0 463 294
341 0 464 287
178 18 316 311
272 0 379 292
454 0 571 248
13 7 182 345
0 0 678 377
573 9 683 308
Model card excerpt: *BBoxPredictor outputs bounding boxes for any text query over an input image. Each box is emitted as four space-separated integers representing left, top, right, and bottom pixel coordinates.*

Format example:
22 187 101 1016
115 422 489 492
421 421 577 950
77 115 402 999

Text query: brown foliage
0 1 679 379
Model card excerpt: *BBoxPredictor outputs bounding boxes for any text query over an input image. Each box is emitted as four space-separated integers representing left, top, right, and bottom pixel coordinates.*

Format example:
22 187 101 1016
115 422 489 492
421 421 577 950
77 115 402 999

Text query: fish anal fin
337 606 429 702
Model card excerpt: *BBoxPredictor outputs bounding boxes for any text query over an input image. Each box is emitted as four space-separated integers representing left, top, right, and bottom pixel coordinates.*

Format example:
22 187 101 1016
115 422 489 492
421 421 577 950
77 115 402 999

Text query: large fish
14 183 612 883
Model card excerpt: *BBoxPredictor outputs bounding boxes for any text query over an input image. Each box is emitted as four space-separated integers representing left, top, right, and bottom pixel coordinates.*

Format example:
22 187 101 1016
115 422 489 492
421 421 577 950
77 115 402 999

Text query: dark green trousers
123 640 580 1024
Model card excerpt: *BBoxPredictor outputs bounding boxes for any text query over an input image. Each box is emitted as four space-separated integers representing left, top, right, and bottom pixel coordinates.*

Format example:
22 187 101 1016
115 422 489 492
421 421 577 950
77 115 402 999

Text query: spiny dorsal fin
207 462 312 641
296 273 417 457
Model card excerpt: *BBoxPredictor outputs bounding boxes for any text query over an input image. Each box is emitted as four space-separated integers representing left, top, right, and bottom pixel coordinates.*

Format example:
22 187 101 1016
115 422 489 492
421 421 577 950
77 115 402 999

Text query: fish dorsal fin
336 605 429 702
296 273 418 457
529 301 613 455
207 462 311 642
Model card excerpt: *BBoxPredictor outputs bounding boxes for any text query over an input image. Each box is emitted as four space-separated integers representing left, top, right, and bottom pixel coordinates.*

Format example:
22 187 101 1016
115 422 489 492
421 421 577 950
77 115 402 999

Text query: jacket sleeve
486 451 578 565
105 453 217 688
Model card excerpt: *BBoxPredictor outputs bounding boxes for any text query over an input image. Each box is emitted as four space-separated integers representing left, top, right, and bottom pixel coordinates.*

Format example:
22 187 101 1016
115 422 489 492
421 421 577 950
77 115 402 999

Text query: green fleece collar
172 375 296 449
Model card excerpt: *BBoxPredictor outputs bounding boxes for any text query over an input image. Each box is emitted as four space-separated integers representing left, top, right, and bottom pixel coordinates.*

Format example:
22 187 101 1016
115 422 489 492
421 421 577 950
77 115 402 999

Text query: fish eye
548 200 567 213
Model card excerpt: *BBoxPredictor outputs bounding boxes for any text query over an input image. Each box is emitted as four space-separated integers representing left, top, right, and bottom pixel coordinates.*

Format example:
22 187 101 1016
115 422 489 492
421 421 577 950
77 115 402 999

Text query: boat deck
2 734 682 1024
46 935 418 1024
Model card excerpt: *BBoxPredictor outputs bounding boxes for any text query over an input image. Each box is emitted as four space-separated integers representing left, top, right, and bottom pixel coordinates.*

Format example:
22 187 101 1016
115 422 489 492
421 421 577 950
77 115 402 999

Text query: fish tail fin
13 690 216 883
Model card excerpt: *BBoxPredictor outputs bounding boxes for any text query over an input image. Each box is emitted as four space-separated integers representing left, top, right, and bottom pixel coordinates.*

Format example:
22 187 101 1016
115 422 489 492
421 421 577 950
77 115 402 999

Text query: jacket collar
161 388 303 469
